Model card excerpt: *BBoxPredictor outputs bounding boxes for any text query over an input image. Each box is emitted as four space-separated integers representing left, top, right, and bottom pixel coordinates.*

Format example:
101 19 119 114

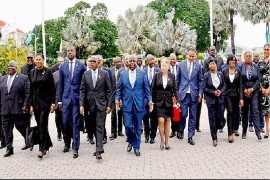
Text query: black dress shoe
63 146 70 153
233 130 240 136
4 148 14 157
89 139 95 145
170 132 175 138
21 145 29 150
103 138 107 144
109 134 117 140
73 150 79 158
188 137 195 145
213 140 217 147
0 145 6 149
96 152 102 160
196 129 201 132
150 138 155 144
219 129 223 133
134 150 141 156
177 132 184 139
118 132 124 136
127 143 133 152
242 134 246 139
145 135 149 143
256 133 262 140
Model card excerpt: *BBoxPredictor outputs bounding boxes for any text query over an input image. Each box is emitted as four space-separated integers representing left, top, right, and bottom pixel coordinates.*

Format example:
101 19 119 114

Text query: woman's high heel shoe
264 133 269 138
160 141 164 150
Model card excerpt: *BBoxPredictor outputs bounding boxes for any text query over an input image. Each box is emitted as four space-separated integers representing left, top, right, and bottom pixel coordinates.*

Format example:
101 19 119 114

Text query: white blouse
211 73 220 89
162 76 168 89
229 73 235 83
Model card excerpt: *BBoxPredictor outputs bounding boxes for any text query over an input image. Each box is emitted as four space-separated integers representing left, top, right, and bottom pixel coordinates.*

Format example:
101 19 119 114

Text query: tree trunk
230 9 235 55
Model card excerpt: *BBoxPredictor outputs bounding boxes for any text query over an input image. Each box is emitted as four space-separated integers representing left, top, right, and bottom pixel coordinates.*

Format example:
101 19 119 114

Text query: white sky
0 0 267 49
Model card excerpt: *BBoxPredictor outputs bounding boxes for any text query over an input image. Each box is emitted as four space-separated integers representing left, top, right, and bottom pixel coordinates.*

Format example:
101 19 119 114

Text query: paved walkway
0 103 269 179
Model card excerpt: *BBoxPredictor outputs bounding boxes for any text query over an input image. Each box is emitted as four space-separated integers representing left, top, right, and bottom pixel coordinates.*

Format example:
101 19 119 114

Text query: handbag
26 114 39 151
172 97 181 122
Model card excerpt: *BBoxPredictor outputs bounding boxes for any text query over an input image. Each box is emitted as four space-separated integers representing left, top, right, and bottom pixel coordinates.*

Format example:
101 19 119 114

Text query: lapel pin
76 63 78 66
42 71 45 75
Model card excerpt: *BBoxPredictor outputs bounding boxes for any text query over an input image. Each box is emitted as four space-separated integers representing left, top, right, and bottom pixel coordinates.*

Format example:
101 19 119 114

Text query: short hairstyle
36 53 44 59
264 44 270 49
188 47 197 54
8 60 18 68
208 58 217 65
160 57 170 66
226 54 236 64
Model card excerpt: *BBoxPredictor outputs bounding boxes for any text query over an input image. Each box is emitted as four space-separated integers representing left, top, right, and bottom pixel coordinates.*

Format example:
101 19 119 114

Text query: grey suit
0 73 30 150
80 69 112 154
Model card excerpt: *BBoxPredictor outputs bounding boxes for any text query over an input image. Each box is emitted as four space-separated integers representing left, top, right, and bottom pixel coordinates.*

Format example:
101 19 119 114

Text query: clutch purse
172 104 181 122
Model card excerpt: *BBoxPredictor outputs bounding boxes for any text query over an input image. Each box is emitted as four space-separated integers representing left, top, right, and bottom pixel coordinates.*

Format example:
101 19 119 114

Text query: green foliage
91 2 108 19
91 19 120 58
148 0 210 52
0 40 28 75
64 1 91 17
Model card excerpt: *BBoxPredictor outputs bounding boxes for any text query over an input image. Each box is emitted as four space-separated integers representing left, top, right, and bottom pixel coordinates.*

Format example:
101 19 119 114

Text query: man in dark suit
58 45 86 158
0 61 30 157
177 48 203 145
21 52 36 129
110 57 124 140
168 53 179 138
136 55 145 70
80 55 112 160
98 55 114 144
53 57 65 141
115 54 153 156
143 54 160 144
203 46 224 73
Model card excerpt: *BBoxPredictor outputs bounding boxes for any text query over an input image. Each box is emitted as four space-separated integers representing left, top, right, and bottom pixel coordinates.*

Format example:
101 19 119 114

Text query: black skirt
156 103 173 119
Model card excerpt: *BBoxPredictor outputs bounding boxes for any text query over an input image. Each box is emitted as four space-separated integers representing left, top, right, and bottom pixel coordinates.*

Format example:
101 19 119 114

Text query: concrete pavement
0 103 269 179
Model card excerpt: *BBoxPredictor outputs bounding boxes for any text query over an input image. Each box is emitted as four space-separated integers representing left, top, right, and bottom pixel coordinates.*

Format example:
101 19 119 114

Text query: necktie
70 61 73 79
149 69 153 83
188 63 192 79
7 75 13 92
93 71 97 88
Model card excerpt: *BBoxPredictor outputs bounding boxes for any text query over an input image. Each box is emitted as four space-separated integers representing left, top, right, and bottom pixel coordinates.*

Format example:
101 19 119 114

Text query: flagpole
209 0 213 46
14 18 18 61
41 0 47 66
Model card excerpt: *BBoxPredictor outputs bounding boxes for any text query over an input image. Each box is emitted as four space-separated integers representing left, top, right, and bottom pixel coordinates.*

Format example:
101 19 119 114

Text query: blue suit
115 69 152 151
58 59 86 150
143 67 160 140
177 60 203 138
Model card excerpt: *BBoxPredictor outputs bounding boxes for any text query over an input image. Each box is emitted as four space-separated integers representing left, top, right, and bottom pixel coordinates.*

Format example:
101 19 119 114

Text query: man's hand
30 106 34 114
198 94 202 103
263 88 270 97
50 105 55 113
22 106 28 113
115 100 120 110
239 99 244 108
58 104 63 111
106 107 111 114
119 100 123 108
80 106 84 116
148 101 154 112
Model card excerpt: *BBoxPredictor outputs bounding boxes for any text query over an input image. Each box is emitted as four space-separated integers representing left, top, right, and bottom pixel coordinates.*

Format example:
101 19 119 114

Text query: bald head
7 60 17 75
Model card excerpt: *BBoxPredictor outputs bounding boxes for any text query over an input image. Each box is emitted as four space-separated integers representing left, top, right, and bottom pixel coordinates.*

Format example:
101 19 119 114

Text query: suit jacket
53 70 60 107
80 69 112 111
222 67 243 99
203 71 226 105
101 67 113 89
115 69 152 112
0 73 30 115
21 64 36 79
30 67 55 109
239 62 261 92
58 59 86 106
203 56 224 73
110 66 121 100
177 60 203 102
151 72 178 107
51 64 59 73
144 66 161 86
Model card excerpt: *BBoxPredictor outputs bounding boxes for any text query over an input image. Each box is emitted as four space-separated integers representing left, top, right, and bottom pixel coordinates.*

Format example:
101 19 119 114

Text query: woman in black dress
222 55 243 143
151 57 178 150
29 53 55 158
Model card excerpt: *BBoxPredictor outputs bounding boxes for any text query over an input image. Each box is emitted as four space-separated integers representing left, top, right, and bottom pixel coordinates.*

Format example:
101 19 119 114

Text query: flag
25 26 36 45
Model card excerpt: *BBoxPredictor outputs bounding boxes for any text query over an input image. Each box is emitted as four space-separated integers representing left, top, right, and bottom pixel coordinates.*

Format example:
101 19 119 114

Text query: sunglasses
27 57 33 60
129 60 136 62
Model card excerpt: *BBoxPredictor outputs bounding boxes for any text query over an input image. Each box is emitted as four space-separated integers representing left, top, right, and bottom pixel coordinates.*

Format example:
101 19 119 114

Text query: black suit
110 66 123 136
151 72 178 117
80 69 112 154
203 56 224 73
51 64 59 73
0 73 30 150
29 67 55 152
222 68 243 135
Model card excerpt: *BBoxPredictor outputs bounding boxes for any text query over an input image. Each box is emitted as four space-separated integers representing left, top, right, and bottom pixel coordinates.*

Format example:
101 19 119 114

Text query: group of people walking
0 44 269 160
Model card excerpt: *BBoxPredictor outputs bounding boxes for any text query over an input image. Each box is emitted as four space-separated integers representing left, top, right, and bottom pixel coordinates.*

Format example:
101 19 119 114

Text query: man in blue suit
58 45 86 158
115 54 153 156
177 48 203 145
143 54 160 144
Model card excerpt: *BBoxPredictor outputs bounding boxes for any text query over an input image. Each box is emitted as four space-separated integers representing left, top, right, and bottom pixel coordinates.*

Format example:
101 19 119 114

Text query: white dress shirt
129 69 136 88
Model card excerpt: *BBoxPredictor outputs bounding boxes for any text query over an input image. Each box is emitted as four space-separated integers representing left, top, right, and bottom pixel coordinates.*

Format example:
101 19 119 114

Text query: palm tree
116 5 159 54
62 16 101 59
154 10 197 56
238 0 270 44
